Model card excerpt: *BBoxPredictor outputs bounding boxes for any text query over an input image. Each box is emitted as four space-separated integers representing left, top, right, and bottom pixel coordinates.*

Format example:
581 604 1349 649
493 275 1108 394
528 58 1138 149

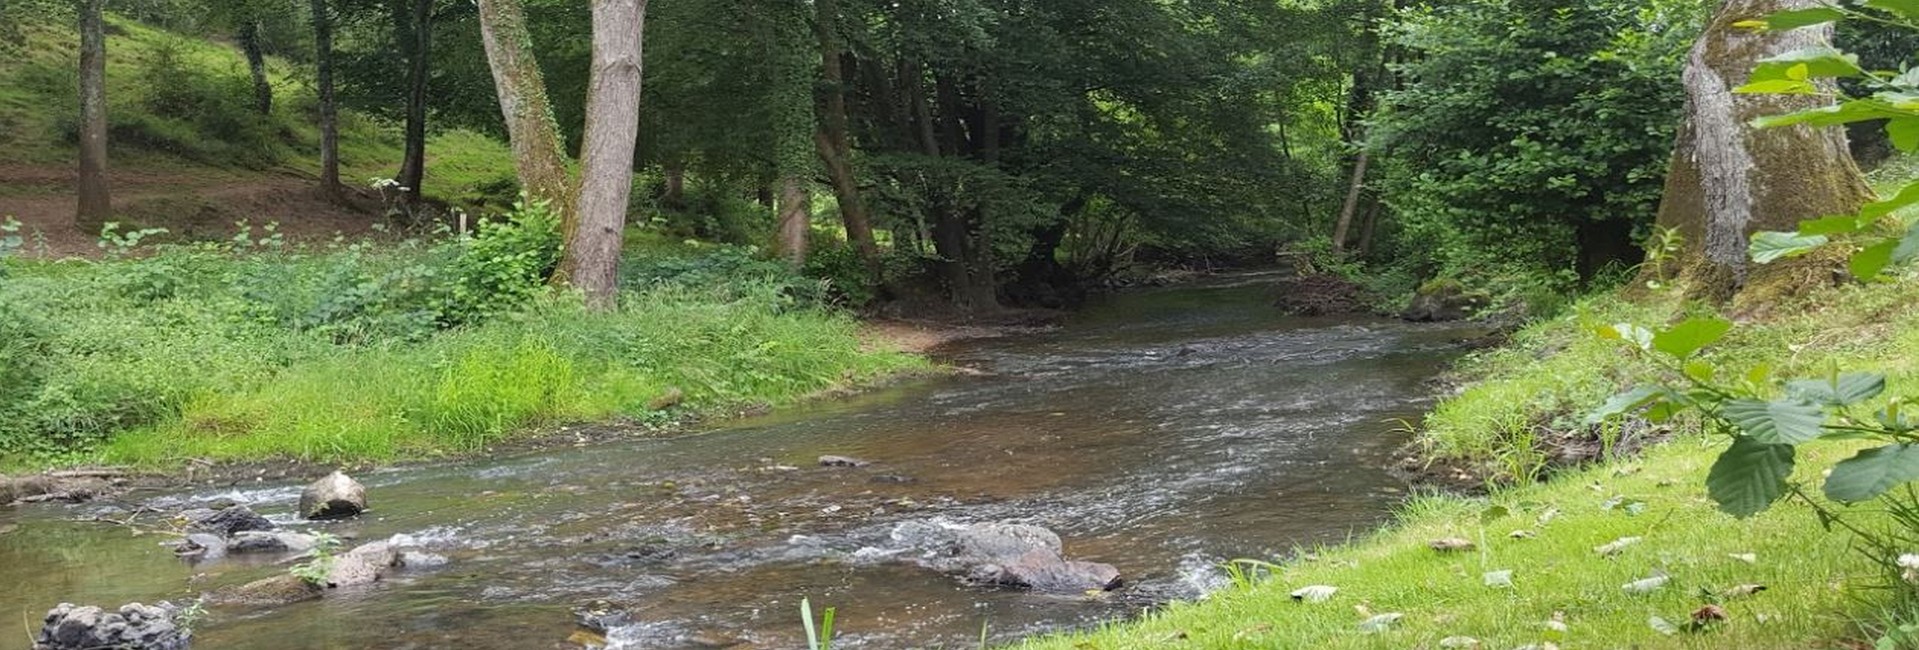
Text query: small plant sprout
800 597 837 650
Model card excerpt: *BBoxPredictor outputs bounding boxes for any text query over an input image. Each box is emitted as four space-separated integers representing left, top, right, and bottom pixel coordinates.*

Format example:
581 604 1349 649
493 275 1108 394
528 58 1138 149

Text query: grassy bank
0 213 923 471
1021 273 1919 649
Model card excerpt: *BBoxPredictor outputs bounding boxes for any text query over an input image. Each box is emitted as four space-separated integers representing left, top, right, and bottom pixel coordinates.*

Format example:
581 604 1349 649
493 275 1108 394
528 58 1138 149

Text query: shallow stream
0 273 1480 649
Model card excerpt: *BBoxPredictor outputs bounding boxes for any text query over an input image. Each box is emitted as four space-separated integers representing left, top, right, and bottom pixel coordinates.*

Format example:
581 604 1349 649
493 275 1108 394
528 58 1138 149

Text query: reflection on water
0 273 1480 649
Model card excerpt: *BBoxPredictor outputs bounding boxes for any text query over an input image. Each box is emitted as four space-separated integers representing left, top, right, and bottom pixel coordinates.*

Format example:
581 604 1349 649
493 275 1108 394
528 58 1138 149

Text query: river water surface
0 274 1479 649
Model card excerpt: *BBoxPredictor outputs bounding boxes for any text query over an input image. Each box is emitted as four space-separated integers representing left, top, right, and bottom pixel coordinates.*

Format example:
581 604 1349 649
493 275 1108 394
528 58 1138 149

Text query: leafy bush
1371 0 1702 297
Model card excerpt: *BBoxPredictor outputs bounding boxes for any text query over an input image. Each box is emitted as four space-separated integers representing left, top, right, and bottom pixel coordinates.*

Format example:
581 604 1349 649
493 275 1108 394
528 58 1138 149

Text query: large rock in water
298 472 367 520
35 602 191 650
206 539 400 607
1400 280 1484 322
183 504 275 536
892 521 1122 593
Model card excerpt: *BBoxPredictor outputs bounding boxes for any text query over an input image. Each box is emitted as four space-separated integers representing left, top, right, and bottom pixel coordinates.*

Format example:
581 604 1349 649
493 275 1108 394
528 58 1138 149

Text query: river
0 273 1479 649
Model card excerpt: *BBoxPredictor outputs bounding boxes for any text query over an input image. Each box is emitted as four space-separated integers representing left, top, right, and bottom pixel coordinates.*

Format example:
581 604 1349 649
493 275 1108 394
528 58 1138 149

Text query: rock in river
228 530 319 554
299 471 367 520
819 455 871 468
892 521 1122 593
182 504 275 536
35 602 191 650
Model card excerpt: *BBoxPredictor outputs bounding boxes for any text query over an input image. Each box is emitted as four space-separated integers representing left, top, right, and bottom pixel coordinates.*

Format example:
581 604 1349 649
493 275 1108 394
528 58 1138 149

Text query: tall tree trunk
557 0 645 311
476 0 573 214
660 164 685 209
1332 149 1369 253
1654 0 1872 305
238 19 272 115
395 0 431 203
776 176 810 268
1357 197 1381 257
311 0 342 199
812 0 882 278
75 0 111 233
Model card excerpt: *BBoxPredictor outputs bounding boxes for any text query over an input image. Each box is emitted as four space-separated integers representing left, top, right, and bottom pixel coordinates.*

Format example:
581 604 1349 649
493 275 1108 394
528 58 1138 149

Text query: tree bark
812 0 882 278
395 0 432 203
75 0 111 233
1655 0 1872 305
310 0 342 199
238 19 272 115
775 176 810 268
476 0 573 214
557 0 645 311
1332 149 1369 253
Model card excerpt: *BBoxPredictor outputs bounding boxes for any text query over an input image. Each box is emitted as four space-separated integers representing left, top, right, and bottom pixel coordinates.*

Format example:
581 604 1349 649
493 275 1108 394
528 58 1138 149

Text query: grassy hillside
0 14 515 205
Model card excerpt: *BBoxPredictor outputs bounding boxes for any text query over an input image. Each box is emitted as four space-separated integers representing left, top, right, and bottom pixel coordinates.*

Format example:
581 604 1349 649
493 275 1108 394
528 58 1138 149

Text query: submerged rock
173 533 227 562
298 472 367 520
182 504 275 536
818 455 871 468
34 602 191 650
891 520 1122 593
227 531 318 554
208 574 322 607
1401 281 1484 322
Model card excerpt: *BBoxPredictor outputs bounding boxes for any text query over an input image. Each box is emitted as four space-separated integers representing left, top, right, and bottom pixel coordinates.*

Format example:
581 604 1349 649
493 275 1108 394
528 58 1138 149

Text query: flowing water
0 274 1482 649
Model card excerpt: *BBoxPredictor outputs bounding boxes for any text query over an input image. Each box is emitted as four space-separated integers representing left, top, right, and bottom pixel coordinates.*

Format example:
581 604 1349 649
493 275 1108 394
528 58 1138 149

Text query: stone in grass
1622 574 1670 595
1483 569 1513 589
1438 637 1482 649
1429 538 1476 553
1356 612 1403 634
1289 585 1337 603
299 472 367 520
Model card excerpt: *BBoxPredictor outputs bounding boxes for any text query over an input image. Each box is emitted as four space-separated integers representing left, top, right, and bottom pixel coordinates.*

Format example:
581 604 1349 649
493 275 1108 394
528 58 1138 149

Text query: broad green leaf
1752 46 1864 79
1787 373 1888 406
1685 360 1717 383
1867 0 1919 21
1653 317 1734 359
1824 444 1919 503
1860 182 1919 221
1799 214 1869 236
1735 79 1818 95
1750 231 1830 264
1708 438 1796 518
1723 398 1828 445
1758 7 1845 30
1601 323 1655 350
1752 100 1905 129
1852 240 1898 280
1585 386 1664 425
1892 118 1919 153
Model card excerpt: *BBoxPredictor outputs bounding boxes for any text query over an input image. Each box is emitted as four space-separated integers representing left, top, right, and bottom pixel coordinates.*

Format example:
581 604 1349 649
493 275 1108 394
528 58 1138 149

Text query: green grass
1024 439 1901 649
0 227 924 470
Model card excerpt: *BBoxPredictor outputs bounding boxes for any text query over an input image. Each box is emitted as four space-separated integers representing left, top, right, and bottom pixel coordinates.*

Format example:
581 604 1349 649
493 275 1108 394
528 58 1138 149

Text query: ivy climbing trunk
812 0 883 279
238 20 272 115
776 176 810 268
1654 0 1872 305
310 0 342 199
558 0 646 311
476 0 573 214
75 0 111 234
395 0 433 204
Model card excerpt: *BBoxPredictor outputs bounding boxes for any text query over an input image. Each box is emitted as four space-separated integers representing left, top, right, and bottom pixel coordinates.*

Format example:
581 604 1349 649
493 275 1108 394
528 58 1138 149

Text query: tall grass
0 221 921 470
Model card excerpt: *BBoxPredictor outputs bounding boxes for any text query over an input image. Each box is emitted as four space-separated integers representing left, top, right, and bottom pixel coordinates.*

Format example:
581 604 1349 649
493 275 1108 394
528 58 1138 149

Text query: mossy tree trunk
1654 0 1872 305
776 176 810 269
475 0 573 215
238 19 272 115
812 0 883 280
75 0 111 234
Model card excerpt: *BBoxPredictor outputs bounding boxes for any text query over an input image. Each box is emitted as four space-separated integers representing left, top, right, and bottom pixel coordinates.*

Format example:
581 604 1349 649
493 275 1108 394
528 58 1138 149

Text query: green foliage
800 597 837 650
288 532 342 586
1371 0 1702 297
0 207 918 468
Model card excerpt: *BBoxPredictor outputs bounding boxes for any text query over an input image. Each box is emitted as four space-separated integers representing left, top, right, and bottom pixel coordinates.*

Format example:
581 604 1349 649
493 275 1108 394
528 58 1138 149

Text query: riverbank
1019 272 1919 649
0 216 940 478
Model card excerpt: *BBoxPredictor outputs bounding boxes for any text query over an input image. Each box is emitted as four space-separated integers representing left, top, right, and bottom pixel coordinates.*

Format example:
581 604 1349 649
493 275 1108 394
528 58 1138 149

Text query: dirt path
0 163 388 258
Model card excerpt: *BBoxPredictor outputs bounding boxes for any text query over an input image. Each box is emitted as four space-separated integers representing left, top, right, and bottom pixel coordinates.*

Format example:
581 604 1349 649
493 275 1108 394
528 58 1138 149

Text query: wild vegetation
10 0 1919 648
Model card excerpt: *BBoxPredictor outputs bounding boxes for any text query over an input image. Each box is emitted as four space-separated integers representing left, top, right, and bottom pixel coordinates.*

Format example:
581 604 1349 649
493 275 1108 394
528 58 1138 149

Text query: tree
475 0 571 210
237 18 273 114
1653 0 1873 305
555 0 645 310
311 0 343 198
812 0 881 278
775 176 810 267
478 0 644 310
75 0 111 233
393 0 433 204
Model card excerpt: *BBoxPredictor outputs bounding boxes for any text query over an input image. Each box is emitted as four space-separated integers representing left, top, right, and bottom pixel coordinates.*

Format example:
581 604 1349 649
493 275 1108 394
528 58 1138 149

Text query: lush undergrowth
0 215 921 471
